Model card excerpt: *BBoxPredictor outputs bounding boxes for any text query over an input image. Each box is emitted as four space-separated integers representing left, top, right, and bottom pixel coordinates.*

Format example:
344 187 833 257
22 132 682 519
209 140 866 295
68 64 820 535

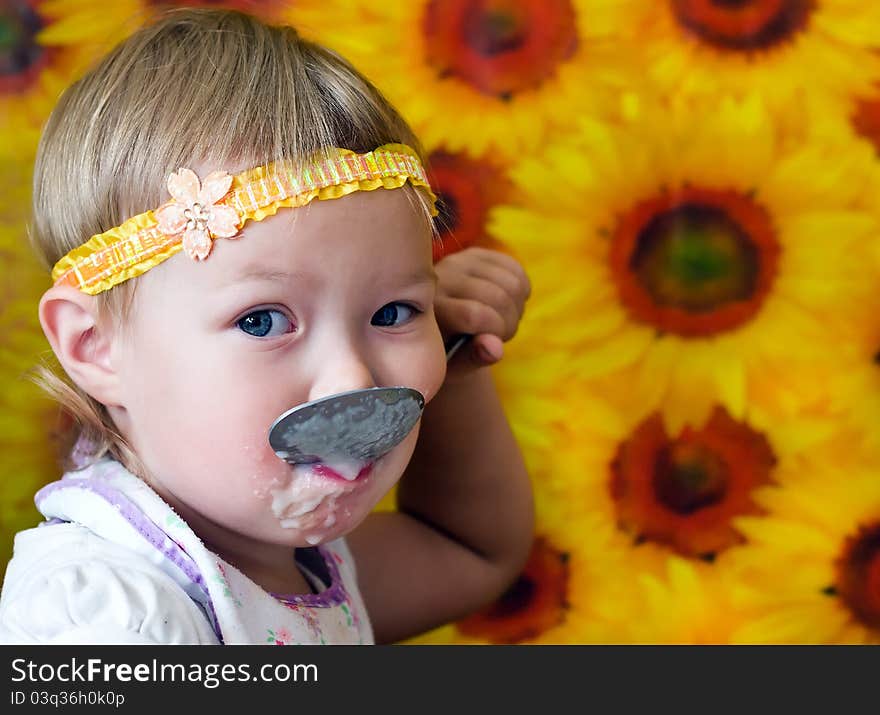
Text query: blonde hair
30 7 431 474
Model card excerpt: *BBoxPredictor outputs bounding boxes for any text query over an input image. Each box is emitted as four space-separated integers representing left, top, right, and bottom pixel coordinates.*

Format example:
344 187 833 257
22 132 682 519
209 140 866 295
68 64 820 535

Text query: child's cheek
421 353 448 405
237 433 289 501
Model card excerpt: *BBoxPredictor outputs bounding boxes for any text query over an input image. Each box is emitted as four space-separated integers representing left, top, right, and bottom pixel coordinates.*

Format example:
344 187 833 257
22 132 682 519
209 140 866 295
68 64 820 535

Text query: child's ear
38 284 123 407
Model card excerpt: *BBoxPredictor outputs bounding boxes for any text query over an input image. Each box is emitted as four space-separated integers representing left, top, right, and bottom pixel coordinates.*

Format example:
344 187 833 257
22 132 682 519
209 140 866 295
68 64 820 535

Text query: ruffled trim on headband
51 211 178 296
228 163 436 226
51 144 437 295
227 144 436 225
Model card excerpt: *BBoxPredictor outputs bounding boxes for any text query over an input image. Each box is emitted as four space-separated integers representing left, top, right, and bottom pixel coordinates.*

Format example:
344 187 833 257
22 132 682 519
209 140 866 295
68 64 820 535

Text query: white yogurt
268 461 370 542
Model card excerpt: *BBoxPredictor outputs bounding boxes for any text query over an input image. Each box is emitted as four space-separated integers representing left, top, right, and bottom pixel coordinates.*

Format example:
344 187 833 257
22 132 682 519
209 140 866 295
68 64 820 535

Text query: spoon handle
444 334 471 361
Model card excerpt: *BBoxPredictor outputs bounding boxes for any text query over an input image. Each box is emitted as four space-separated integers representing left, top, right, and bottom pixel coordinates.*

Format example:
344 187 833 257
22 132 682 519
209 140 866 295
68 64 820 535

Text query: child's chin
272 502 364 546
267 458 402 545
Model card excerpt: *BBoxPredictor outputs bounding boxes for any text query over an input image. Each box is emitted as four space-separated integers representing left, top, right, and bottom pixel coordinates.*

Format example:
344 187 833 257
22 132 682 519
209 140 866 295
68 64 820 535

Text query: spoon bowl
267 334 469 465
268 386 425 464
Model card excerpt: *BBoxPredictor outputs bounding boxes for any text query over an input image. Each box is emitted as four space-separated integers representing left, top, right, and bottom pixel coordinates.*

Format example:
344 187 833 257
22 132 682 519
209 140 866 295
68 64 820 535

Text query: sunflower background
2 0 880 644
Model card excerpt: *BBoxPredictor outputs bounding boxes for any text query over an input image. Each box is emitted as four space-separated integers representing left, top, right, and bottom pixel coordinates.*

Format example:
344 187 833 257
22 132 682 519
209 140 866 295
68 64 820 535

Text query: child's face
111 188 446 549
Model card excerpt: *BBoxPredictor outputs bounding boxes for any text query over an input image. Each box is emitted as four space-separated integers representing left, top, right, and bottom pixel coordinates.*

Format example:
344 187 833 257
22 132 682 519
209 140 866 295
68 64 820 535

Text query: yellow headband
51 143 437 295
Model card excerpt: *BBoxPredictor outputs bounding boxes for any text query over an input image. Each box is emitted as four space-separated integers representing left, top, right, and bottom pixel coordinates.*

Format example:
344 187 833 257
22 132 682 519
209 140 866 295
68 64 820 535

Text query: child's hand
434 247 531 371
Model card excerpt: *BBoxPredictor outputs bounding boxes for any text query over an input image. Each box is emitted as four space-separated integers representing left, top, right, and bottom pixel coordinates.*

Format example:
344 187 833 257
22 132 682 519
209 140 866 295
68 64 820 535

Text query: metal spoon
268 334 470 465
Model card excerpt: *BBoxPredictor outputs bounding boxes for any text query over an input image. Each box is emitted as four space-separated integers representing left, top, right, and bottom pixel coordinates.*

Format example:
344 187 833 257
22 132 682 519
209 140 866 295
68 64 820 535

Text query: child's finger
458 249 531 301
441 275 520 338
434 260 473 299
460 262 530 315
468 333 504 367
434 296 507 339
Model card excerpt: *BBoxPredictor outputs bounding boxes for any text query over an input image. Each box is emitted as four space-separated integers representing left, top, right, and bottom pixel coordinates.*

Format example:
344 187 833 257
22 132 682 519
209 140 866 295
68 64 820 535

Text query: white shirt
0 459 373 645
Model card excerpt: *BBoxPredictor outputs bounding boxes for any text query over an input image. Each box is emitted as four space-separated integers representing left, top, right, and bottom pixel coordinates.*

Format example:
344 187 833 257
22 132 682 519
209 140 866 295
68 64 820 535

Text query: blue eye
237 309 293 338
371 302 419 327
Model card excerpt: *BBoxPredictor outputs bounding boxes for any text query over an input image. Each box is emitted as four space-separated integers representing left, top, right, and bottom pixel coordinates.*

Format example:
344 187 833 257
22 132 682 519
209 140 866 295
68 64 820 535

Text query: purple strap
36 478 223 642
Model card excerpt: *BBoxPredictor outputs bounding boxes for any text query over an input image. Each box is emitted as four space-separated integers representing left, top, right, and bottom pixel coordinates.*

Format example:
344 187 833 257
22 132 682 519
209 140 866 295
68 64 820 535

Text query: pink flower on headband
155 168 241 260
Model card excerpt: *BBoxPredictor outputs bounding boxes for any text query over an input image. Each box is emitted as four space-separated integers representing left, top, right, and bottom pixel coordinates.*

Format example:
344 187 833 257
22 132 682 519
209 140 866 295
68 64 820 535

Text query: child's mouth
309 460 374 482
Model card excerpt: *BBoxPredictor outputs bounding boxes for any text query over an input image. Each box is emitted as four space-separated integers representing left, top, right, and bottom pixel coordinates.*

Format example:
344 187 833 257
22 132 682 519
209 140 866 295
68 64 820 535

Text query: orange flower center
457 537 569 643
610 408 777 559
851 89 880 156
427 150 510 261
653 442 729 515
0 1 49 94
422 0 578 98
609 186 780 337
670 0 815 52
834 523 880 630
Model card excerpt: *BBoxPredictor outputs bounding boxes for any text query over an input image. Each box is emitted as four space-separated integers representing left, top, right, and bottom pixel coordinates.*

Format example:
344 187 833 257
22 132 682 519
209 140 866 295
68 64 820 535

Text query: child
0 8 533 645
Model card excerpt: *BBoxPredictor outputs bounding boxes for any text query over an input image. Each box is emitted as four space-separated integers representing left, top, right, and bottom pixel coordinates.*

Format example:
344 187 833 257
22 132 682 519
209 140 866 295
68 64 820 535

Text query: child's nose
306 343 377 403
